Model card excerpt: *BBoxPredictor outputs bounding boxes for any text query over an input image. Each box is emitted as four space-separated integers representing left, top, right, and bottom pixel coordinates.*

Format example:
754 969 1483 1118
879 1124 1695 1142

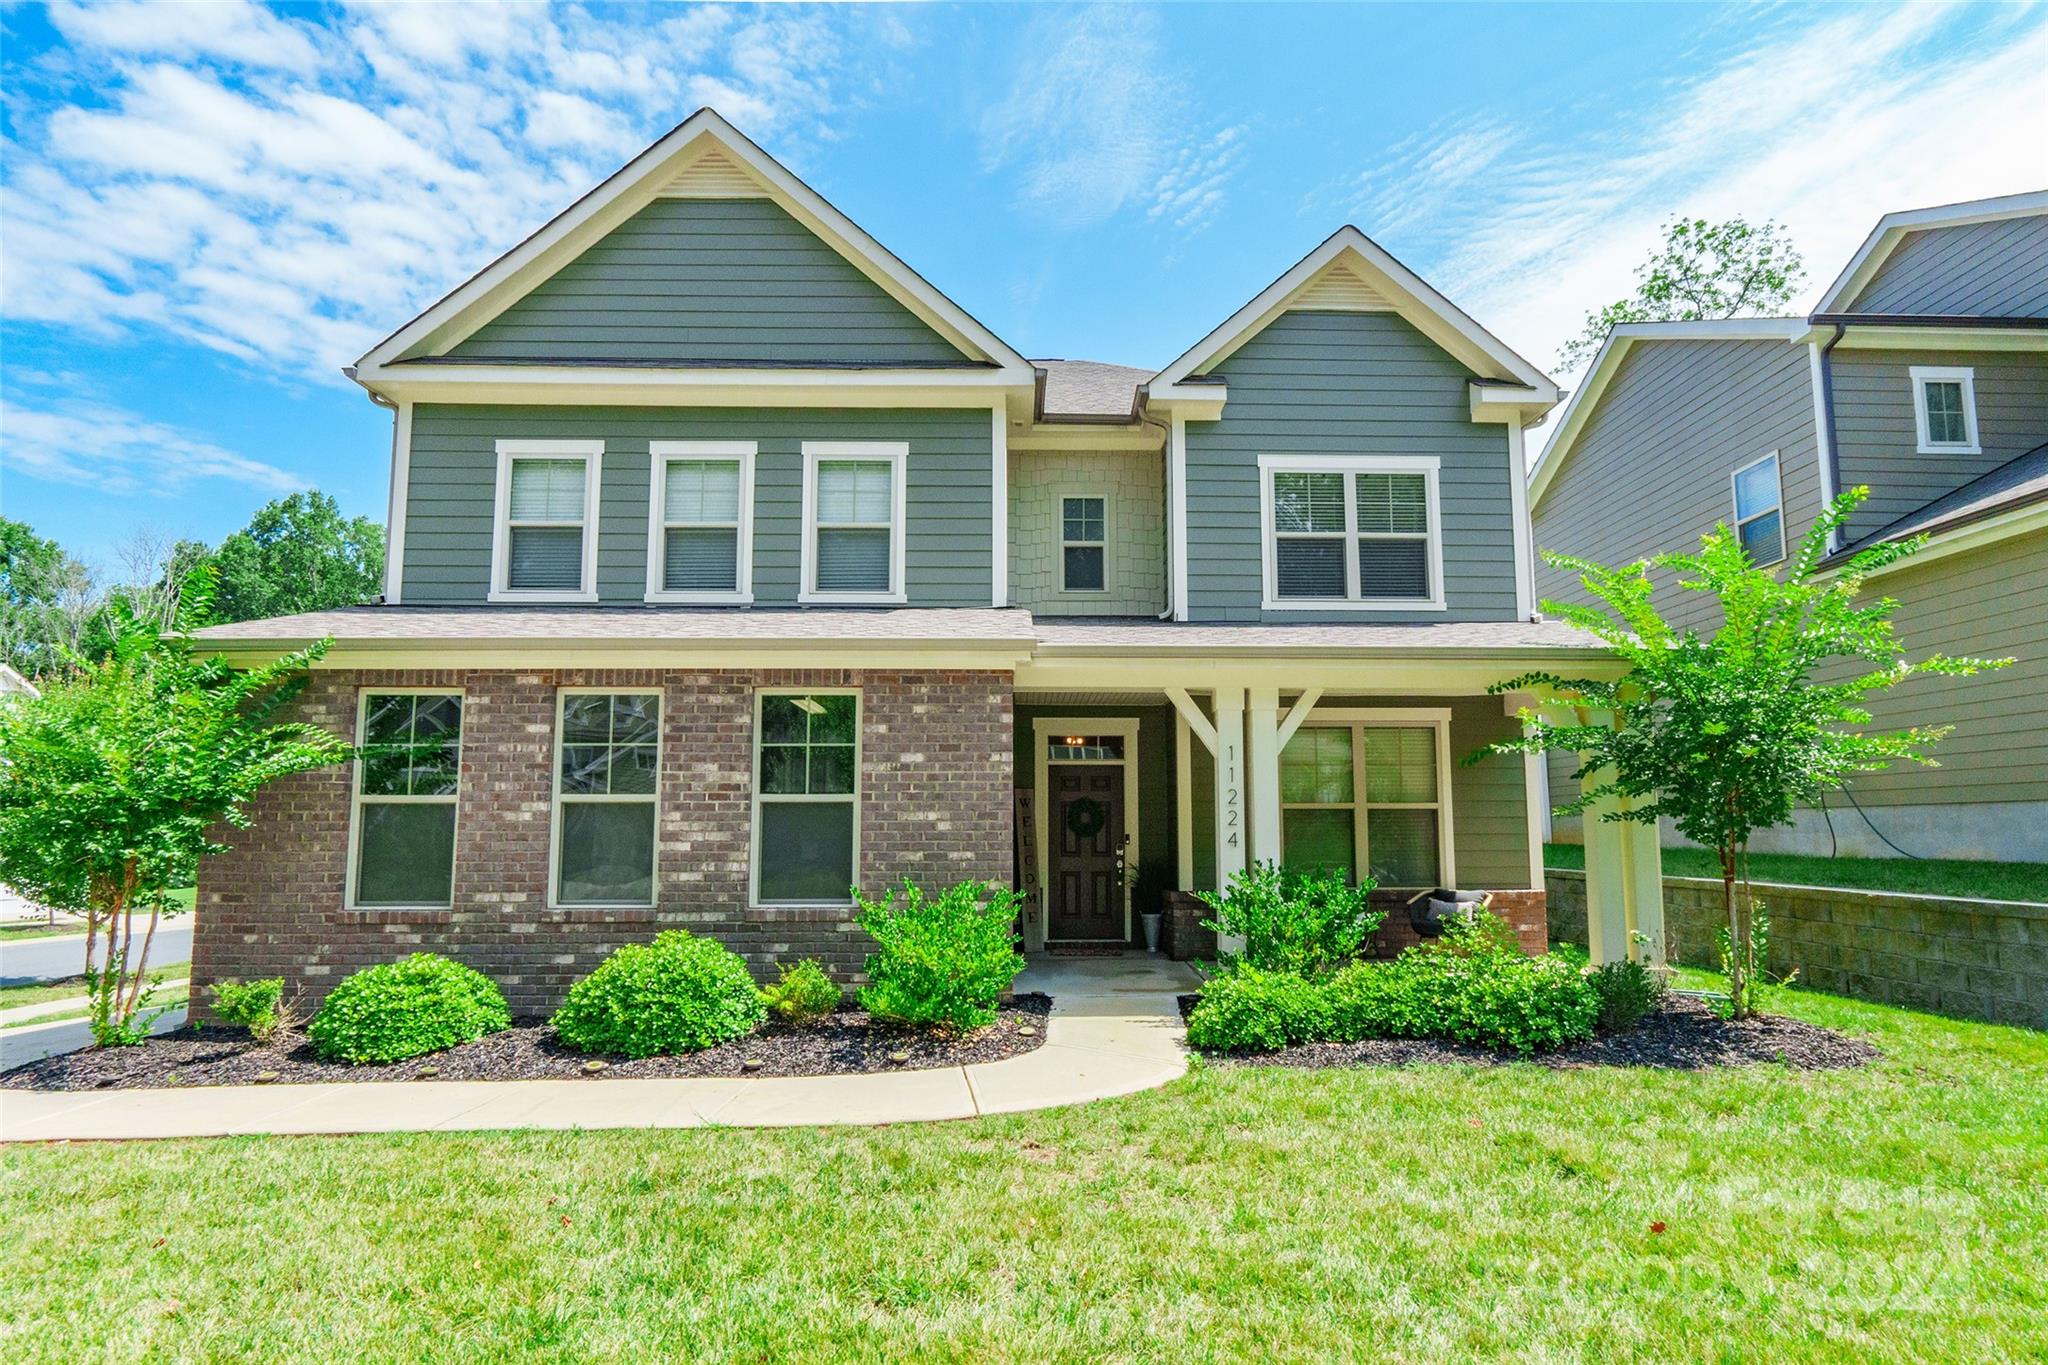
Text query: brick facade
194 668 1014 1018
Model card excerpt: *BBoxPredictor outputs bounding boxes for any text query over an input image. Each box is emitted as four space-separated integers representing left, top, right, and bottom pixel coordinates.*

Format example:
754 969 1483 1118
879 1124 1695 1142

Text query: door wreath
1065 796 1108 839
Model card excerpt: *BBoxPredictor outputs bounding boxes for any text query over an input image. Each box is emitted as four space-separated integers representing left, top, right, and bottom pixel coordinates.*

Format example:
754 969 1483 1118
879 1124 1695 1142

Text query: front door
1048 765 1126 942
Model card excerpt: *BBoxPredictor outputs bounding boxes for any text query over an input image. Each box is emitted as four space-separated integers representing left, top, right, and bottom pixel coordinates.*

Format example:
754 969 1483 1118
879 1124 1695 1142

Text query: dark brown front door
1048 765 1125 941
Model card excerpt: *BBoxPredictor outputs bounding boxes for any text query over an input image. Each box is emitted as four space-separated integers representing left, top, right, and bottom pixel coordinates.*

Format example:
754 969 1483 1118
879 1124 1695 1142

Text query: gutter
1808 312 2048 329
1815 322 1846 554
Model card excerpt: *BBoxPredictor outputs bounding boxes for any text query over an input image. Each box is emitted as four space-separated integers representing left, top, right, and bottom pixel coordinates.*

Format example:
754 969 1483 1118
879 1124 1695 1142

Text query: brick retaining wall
1546 868 2047 1028
195 668 1013 1019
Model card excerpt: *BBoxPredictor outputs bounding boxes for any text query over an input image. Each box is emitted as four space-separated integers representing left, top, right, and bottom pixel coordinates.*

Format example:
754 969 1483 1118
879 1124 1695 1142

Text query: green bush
1185 966 1333 1053
1448 952 1599 1053
551 931 766 1057
308 954 511 1064
1197 862 1384 979
1588 957 1665 1033
210 976 287 1042
856 879 1025 1030
760 959 840 1026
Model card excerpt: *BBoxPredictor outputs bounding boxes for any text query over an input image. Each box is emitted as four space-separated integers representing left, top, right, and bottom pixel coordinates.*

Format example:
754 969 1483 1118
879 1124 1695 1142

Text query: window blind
664 459 741 522
508 459 586 520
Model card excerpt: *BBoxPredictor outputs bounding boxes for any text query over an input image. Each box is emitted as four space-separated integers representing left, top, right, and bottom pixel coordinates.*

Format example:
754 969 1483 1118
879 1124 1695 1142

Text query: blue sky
3 1 2044 571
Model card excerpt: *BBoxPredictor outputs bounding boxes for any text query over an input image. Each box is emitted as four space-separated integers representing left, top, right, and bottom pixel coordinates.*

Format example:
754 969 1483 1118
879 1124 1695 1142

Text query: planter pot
1141 911 1164 953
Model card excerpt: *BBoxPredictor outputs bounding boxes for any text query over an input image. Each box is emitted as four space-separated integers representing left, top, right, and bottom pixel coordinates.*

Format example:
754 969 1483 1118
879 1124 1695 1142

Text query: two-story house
1532 190 2048 863
191 109 1658 1015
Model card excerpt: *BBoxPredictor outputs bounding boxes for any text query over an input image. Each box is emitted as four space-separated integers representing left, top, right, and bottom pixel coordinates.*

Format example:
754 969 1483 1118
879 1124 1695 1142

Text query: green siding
1846 213 2048 318
402 405 991 606
445 198 972 366
1183 311 1520 622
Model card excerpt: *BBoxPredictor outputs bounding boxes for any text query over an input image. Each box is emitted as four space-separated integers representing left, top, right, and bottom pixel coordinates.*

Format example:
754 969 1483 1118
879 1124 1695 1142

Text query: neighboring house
1531 190 2048 862
190 108 1660 1015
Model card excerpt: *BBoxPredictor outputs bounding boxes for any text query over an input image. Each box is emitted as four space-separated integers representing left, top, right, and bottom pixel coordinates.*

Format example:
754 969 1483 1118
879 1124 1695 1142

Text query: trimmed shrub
1185 967 1332 1053
1197 862 1384 979
210 976 287 1042
1448 952 1599 1054
1588 957 1665 1033
760 959 840 1026
552 931 766 1057
308 954 510 1064
856 879 1026 1031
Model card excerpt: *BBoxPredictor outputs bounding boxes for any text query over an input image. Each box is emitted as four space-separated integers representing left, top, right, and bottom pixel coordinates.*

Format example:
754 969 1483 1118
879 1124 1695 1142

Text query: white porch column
1579 764 1666 965
1247 687 1282 868
1212 686 1247 954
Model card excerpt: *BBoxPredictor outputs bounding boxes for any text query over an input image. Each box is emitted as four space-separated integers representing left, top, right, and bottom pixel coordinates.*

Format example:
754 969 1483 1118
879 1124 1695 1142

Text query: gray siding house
189 109 1661 1015
1532 191 2048 862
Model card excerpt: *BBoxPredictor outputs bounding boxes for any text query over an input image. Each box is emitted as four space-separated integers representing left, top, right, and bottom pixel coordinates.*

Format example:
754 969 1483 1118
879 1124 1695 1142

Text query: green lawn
0 965 190 1024
4 981 2043 1361
0 922 78 943
1544 841 2048 903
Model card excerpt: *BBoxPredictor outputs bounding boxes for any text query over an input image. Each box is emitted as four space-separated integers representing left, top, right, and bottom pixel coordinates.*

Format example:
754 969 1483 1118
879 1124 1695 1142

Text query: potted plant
1132 860 1170 953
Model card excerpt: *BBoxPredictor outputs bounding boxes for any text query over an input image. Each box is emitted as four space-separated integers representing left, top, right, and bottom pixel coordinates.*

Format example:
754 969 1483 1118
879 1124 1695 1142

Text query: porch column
1212 686 1247 954
1247 687 1282 868
1579 764 1666 966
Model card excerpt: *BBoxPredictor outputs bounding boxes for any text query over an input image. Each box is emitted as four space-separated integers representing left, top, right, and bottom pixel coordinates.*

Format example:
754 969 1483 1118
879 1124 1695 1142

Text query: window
1060 494 1108 592
351 691 463 907
553 691 660 907
1279 715 1449 889
492 440 602 600
1911 366 1980 454
753 691 859 904
1731 452 1785 566
1259 456 1444 610
647 442 753 602
801 442 906 602
1049 734 1123 761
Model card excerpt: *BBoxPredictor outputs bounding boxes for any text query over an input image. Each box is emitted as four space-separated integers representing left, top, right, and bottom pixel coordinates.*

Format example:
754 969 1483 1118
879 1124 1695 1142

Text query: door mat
1045 945 1137 957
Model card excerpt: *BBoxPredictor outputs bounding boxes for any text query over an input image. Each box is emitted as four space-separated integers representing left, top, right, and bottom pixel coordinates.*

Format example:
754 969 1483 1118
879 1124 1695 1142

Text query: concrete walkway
0 955 1199 1142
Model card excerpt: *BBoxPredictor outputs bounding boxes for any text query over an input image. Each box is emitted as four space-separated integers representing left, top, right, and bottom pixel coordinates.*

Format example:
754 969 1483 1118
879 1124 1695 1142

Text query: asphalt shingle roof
1034 359 1150 420
1836 442 2048 558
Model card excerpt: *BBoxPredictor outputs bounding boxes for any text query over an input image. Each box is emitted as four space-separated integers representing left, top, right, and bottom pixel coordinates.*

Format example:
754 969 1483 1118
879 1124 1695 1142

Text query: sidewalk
0 956 1199 1142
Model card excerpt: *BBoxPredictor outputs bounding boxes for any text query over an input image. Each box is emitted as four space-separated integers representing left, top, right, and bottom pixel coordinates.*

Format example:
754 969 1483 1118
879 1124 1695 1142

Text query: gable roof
1528 317 1806 511
1149 226 1557 403
1832 442 2048 560
1813 189 2048 318
353 108 1034 386
1034 359 1150 422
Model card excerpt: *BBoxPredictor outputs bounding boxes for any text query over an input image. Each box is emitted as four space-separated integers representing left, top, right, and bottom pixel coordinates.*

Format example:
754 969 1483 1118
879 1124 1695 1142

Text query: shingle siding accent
1830 346 2048 540
1845 214 2048 318
444 197 970 365
401 404 993 607
1007 449 1167 615
193 667 1014 1019
1183 310 1520 623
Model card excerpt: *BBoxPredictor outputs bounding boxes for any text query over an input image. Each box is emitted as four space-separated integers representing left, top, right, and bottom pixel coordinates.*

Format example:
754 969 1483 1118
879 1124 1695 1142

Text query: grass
1544 841 2048 903
0 965 190 1024
0 888 195 943
4 982 2044 1361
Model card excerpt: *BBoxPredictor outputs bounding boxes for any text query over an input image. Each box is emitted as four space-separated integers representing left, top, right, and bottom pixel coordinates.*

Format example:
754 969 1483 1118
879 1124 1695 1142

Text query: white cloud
2 3 896 385
1 396 304 497
1149 123 1249 233
1331 5 2048 405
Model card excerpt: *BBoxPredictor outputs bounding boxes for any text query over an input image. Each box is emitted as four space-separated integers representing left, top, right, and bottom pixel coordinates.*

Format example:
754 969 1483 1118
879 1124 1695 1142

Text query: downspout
1139 406 1176 619
363 385 400 606
1815 322 1846 554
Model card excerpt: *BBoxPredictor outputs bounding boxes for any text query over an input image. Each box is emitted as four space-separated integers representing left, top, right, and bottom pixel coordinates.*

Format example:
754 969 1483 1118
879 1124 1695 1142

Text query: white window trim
1280 708 1455 891
345 687 464 911
644 441 756 604
1257 454 1447 612
549 687 662 910
750 687 863 908
1055 487 1112 595
1729 451 1787 568
799 441 908 605
490 439 603 603
1910 366 1981 455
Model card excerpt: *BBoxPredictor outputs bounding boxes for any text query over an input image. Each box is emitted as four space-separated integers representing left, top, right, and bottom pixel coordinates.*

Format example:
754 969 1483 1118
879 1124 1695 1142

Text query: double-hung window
1260 455 1444 610
1911 366 1980 455
1731 452 1785 566
647 442 753 602
553 691 660 907
492 440 602 600
1279 714 1450 890
753 691 859 904
1060 494 1108 592
351 691 463 907
801 442 906 602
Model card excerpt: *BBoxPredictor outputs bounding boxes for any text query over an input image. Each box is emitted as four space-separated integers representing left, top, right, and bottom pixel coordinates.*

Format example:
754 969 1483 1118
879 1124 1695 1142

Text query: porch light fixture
793 697 828 716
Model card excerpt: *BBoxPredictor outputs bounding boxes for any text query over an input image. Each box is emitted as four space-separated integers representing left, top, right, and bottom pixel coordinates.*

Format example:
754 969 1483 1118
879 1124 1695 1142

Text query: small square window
1911 367 1980 454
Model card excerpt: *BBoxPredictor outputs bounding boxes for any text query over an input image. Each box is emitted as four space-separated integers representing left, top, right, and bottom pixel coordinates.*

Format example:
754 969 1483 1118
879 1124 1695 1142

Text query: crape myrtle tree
0 567 348 1044
1478 489 2007 1017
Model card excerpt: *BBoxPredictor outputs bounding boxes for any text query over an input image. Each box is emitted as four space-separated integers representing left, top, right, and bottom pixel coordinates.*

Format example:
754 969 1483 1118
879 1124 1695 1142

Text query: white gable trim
354 108 1033 384
1815 190 2048 316
1151 226 1558 399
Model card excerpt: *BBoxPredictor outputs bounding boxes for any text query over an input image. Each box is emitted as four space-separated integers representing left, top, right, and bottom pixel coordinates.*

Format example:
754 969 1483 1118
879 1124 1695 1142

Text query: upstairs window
802 442 906 603
493 441 602 600
352 691 463 908
648 442 753 602
1259 456 1444 610
1060 494 1108 592
1911 367 1980 454
1731 452 1785 566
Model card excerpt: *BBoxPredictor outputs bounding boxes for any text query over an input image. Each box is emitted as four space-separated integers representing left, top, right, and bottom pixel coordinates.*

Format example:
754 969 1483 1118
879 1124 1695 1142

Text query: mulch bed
1179 993 1880 1071
0 994 1053 1092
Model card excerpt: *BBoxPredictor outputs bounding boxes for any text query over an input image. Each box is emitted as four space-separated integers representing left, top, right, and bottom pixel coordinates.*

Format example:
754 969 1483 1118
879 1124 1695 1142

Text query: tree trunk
1720 841 1749 1019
